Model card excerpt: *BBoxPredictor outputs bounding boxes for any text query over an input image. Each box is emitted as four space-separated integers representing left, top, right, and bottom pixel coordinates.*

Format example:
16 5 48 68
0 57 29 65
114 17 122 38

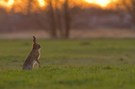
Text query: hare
23 36 41 70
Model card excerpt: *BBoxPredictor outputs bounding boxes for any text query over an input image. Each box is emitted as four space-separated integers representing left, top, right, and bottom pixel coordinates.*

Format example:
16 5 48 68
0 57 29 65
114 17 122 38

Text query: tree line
25 0 71 38
0 0 135 38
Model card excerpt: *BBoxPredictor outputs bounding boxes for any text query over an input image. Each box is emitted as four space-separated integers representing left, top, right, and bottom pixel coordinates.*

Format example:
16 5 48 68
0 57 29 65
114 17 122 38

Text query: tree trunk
63 0 71 38
27 0 33 15
54 0 64 38
48 0 57 38
122 0 135 25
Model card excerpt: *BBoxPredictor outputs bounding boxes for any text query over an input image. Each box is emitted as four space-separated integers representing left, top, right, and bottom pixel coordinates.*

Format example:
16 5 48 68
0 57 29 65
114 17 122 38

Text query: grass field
1 39 135 89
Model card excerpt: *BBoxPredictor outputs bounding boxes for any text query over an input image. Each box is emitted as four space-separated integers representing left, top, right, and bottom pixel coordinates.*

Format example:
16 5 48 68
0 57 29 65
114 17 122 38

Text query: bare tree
27 0 33 14
54 0 64 38
47 0 57 38
45 0 72 38
120 0 135 25
63 0 71 38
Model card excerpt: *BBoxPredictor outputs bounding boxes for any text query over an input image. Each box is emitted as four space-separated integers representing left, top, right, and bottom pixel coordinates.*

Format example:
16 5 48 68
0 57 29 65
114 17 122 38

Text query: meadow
0 39 135 89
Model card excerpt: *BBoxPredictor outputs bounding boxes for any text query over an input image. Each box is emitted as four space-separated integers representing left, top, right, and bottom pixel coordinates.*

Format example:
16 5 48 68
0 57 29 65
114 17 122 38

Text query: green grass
0 39 135 89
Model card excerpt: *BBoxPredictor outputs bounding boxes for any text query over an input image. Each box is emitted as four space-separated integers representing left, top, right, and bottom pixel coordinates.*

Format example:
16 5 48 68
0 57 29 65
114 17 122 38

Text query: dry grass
0 28 135 39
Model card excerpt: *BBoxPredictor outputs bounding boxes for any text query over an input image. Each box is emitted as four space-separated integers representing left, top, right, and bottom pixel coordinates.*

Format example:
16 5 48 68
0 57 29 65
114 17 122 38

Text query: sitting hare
23 36 41 70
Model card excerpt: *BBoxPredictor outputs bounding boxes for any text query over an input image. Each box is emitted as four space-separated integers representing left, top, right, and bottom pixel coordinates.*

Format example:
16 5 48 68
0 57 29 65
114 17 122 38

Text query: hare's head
32 36 41 50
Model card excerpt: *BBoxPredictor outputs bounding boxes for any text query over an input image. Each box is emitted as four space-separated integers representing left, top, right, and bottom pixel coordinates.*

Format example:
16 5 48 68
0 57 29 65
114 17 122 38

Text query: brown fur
23 36 41 70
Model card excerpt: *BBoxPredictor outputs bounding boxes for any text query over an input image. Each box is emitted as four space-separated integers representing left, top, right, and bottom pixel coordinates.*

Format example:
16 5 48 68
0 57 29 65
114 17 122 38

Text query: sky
0 0 118 12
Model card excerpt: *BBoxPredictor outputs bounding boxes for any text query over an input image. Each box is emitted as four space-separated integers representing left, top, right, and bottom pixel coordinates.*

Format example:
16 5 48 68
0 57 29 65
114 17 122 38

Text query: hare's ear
33 36 36 44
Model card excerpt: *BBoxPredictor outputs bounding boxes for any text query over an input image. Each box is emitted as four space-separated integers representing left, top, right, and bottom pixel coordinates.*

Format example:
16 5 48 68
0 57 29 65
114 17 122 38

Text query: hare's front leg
36 59 41 68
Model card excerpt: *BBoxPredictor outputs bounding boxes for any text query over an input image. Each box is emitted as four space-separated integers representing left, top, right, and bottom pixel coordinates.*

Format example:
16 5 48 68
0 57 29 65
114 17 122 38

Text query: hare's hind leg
23 65 32 70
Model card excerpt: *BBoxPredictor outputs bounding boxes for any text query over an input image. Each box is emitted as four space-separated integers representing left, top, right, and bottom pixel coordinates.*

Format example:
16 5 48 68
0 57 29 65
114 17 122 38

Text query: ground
0 39 135 89
0 29 135 39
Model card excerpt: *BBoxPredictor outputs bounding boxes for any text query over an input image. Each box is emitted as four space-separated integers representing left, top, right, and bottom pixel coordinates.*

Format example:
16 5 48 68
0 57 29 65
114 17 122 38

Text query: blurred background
0 0 135 39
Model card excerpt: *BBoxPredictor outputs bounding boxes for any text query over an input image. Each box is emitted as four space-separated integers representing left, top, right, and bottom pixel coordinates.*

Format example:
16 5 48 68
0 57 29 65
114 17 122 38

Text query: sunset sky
0 0 118 11
84 0 117 7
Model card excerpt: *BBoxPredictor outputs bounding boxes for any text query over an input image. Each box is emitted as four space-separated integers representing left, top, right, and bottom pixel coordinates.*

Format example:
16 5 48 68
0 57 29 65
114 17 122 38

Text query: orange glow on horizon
0 0 118 12
0 0 14 7
38 0 46 7
0 0 46 8
84 0 117 7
